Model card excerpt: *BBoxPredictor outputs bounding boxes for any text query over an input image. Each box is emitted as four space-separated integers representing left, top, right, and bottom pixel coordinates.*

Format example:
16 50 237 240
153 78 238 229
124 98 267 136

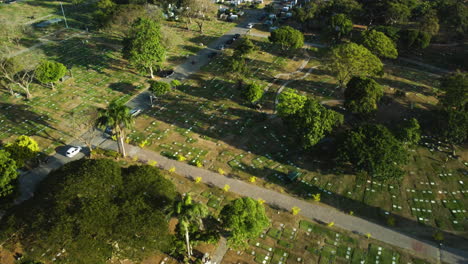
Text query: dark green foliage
438 0 468 39
339 124 408 181
288 98 344 149
293 2 318 29
34 61 67 88
327 13 353 42
150 80 171 96
277 88 307 117
397 118 421 145
93 0 117 27
123 17 165 78
360 30 398 59
398 29 431 50
372 26 401 42
437 108 468 144
220 197 270 248
0 159 175 263
228 56 248 74
4 135 39 168
321 0 363 21
344 76 383 114
269 26 304 50
241 83 264 104
234 38 258 57
439 72 467 111
0 149 18 198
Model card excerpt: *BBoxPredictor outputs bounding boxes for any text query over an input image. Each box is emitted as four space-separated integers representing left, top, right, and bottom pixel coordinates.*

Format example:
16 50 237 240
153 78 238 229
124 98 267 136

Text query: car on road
130 108 142 116
66 146 82 158
246 23 254 29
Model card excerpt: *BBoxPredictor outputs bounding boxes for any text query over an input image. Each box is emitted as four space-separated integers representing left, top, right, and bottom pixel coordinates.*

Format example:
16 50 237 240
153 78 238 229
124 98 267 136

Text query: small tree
269 26 304 50
150 80 171 97
0 149 18 198
327 13 353 42
325 43 383 88
277 88 307 117
360 30 398 59
223 184 230 192
397 118 421 145
0 57 35 99
399 29 431 50
35 60 67 90
312 193 321 202
234 38 258 57
123 18 165 78
220 197 270 248
241 83 264 104
344 76 384 114
228 56 248 74
5 135 39 168
419 10 439 36
291 206 301 215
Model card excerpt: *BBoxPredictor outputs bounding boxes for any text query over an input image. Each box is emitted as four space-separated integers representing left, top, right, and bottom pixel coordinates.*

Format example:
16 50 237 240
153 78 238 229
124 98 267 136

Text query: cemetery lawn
130 36 468 234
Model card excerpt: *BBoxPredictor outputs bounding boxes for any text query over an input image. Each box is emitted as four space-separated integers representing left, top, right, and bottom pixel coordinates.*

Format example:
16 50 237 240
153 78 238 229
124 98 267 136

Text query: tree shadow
108 82 140 94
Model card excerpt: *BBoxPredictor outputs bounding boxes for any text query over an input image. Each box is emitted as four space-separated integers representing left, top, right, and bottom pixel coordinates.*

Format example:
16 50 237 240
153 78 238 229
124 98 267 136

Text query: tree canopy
0 149 18 198
360 30 398 59
150 80 171 97
439 72 467 111
34 60 66 89
288 98 344 149
269 26 304 50
123 17 165 78
220 197 270 248
241 83 264 104
0 159 176 264
398 29 431 50
344 76 384 114
234 38 258 57
339 124 408 181
327 13 353 42
4 135 39 168
325 43 383 88
277 88 307 117
397 118 421 145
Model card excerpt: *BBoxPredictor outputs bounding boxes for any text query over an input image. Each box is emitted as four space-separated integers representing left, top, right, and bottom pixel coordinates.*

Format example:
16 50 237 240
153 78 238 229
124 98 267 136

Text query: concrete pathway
211 237 228 264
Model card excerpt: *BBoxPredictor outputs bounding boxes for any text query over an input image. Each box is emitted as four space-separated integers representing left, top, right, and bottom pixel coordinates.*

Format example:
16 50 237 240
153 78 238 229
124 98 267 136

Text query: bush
150 80 171 96
92 148 121 158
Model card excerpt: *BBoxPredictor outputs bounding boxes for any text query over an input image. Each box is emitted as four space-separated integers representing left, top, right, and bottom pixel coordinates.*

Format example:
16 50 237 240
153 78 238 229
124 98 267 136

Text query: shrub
291 206 301 215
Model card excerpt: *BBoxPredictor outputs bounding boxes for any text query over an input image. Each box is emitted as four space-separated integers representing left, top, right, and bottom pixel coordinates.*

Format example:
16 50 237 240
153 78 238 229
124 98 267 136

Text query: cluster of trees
0 135 39 199
0 158 270 263
0 57 67 100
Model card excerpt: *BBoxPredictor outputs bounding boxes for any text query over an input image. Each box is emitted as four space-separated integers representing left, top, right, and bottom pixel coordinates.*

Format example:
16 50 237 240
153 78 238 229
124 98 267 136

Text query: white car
246 23 254 29
130 108 142 117
66 146 82 158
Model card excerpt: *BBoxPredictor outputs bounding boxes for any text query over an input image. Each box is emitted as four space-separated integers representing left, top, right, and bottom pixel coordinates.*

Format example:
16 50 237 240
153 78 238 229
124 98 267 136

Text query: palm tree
168 193 209 259
96 100 134 157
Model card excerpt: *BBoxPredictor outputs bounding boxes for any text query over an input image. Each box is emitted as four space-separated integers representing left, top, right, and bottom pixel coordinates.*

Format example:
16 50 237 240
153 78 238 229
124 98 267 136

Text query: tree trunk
149 66 154 79
25 89 32 100
196 21 203 34
185 227 192 259
51 82 55 90
119 132 127 157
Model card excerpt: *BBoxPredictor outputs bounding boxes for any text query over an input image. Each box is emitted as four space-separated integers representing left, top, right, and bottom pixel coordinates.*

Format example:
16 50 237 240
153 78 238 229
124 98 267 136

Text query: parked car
66 146 82 158
246 23 254 29
130 108 142 117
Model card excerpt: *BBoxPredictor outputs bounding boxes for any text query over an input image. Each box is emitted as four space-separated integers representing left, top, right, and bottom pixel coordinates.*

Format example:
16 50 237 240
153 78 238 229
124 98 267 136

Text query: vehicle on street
130 108 142 116
66 146 82 158
234 33 241 39
246 23 254 29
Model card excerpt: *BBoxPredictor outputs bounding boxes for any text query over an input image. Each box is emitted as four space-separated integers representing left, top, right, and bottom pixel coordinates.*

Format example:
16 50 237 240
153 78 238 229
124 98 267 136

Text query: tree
327 13 353 42
288 98 344 149
419 10 440 36
439 72 467 111
372 25 401 42
0 159 175 263
93 0 117 27
228 56 248 74
360 30 398 59
339 124 408 181
325 43 383 88
437 108 468 144
96 100 134 157
344 76 384 114
384 1 411 25
269 26 304 50
321 0 363 20
277 88 307 117
0 149 18 198
70 107 99 156
0 57 35 99
123 17 165 79
220 197 270 248
438 0 468 40
4 135 39 168
35 60 66 90
234 38 258 57
169 193 210 259
150 80 171 97
398 29 431 50
179 0 217 33
292 2 319 30
397 118 421 145
241 83 264 104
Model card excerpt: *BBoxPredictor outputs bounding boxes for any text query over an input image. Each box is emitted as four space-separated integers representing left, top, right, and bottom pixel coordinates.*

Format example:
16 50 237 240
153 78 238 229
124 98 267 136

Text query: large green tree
0 149 18 198
339 124 408 181
437 108 468 144
439 72 467 111
360 30 398 59
123 17 165 79
241 83 264 104
4 135 39 168
0 159 175 264
344 76 384 114
325 43 383 88
269 26 304 50
34 60 66 90
438 0 468 40
277 88 307 117
397 118 421 145
220 197 270 248
234 38 258 57
96 100 134 157
150 80 171 97
327 13 353 42
288 98 344 149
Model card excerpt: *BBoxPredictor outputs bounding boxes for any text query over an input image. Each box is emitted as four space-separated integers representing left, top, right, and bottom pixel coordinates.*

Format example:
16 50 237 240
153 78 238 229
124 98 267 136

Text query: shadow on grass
108 82 140 94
